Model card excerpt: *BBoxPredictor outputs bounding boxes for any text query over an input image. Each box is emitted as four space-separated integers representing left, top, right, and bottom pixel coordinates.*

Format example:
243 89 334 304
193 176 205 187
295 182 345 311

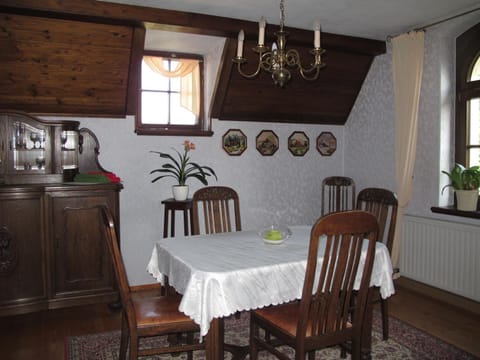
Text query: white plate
263 238 285 245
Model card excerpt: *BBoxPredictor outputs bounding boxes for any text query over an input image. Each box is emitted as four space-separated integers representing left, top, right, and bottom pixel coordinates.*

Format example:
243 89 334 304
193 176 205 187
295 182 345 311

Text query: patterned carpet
65 311 476 359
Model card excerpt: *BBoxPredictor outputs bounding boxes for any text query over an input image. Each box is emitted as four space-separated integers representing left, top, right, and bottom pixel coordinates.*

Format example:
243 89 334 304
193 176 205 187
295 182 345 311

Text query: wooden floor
1 281 479 360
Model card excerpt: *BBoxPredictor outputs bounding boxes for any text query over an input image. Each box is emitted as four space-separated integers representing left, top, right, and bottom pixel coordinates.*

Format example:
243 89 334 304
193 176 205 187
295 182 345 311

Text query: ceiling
99 0 480 40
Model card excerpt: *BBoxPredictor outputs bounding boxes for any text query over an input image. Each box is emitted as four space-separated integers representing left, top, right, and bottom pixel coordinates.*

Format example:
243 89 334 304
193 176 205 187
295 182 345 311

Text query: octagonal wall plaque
256 130 279 156
317 132 337 156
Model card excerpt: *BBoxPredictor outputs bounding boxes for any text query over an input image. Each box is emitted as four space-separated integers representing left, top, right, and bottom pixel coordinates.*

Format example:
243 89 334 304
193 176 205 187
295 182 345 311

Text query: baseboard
395 277 480 316
130 283 163 292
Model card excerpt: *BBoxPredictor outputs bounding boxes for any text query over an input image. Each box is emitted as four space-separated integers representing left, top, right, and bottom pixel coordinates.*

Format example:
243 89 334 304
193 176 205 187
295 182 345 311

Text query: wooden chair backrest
192 186 241 235
321 176 356 216
298 210 378 341
356 187 398 253
99 206 136 328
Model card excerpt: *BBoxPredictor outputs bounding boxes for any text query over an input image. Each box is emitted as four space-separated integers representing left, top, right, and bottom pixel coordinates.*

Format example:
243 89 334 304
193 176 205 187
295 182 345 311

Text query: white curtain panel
391 31 425 270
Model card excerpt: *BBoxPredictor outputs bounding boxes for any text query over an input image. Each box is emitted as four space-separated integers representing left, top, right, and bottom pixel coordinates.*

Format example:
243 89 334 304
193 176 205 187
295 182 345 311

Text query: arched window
455 22 480 167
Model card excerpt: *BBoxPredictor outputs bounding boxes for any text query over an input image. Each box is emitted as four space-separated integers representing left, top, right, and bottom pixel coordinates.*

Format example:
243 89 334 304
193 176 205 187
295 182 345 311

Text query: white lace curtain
391 31 425 271
144 56 200 117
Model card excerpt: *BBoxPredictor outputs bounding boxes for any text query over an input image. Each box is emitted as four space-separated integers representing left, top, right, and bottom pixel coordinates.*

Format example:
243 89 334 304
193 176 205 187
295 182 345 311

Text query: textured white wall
344 52 396 193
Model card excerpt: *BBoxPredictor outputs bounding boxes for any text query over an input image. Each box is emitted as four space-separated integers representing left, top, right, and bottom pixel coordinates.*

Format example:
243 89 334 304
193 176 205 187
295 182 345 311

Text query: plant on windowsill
442 163 480 211
150 140 217 201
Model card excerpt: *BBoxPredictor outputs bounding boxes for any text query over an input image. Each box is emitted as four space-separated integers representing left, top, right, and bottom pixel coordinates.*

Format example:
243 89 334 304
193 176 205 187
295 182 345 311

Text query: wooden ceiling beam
0 0 385 55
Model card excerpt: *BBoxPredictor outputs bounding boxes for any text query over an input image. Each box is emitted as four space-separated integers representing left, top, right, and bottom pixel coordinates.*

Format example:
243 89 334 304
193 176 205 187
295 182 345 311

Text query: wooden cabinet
0 184 121 315
0 111 122 316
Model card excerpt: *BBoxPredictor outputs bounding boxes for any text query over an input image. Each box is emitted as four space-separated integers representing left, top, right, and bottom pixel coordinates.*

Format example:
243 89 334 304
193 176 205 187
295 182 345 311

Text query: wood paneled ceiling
0 0 386 124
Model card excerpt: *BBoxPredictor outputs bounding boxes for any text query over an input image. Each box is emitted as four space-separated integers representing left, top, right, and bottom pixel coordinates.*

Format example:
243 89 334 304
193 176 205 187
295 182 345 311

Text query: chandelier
233 0 326 87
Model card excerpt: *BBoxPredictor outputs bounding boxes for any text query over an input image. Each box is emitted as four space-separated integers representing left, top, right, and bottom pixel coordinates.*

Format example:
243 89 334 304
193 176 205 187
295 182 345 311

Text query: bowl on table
258 225 292 245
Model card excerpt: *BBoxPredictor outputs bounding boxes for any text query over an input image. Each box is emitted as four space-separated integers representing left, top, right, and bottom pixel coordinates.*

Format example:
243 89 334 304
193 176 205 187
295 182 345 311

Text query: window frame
135 50 212 136
455 22 480 166
436 22 480 216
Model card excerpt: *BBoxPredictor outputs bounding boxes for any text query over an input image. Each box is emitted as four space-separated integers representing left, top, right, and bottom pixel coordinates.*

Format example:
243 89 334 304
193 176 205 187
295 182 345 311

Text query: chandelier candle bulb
314 22 321 48
237 30 245 58
258 17 266 46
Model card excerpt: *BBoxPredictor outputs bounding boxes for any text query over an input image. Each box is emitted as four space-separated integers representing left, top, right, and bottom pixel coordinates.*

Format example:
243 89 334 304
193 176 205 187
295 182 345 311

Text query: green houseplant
442 163 480 211
150 140 217 201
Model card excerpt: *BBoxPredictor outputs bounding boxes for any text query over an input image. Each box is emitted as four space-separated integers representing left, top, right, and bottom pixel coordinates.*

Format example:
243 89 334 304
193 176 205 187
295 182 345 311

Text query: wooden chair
321 176 356 216
249 210 379 360
356 187 398 340
99 206 204 360
192 186 241 235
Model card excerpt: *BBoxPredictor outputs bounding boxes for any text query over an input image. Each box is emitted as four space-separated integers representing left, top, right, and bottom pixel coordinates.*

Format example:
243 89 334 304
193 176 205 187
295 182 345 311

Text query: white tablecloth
147 225 395 337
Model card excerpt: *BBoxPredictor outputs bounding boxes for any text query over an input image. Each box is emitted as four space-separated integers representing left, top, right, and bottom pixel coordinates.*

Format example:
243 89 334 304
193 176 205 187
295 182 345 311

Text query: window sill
136 128 214 137
431 206 480 219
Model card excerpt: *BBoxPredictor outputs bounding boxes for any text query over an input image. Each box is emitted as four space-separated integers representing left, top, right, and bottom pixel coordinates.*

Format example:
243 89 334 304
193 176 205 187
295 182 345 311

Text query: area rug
65 311 477 359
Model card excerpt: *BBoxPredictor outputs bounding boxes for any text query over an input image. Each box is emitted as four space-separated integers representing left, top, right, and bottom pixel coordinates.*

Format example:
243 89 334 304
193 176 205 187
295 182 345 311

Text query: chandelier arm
284 49 301 67
299 65 322 81
284 48 325 80
236 61 262 79
260 51 275 72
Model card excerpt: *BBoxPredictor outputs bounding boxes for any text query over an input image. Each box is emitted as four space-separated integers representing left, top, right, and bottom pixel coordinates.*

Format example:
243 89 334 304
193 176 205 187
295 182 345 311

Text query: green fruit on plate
265 229 283 240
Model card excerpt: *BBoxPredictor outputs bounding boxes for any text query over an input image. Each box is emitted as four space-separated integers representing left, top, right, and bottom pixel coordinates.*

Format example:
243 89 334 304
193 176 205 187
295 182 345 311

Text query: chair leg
249 316 259 360
351 338 361 360
381 298 389 340
119 313 129 360
187 333 194 360
128 333 139 360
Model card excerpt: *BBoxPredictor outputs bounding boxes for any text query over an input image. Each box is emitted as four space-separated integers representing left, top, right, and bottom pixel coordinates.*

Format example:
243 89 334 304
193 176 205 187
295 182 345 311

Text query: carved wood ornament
0 225 18 275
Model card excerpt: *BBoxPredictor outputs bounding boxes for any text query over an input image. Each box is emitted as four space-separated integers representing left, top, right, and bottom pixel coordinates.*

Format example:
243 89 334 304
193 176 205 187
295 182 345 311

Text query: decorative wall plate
256 130 279 156
288 131 309 156
222 129 247 156
317 132 337 156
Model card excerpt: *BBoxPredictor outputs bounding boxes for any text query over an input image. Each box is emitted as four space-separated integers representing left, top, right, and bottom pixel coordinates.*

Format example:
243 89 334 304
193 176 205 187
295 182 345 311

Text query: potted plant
442 163 480 211
150 140 217 201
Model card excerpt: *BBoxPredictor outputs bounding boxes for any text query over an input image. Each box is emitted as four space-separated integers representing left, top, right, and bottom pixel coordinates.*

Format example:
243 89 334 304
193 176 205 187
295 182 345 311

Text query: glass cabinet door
1 111 80 184
61 130 79 171
11 120 51 174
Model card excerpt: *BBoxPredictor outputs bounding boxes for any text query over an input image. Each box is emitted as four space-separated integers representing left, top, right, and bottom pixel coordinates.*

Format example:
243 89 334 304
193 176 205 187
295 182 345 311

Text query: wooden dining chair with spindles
321 176 356 216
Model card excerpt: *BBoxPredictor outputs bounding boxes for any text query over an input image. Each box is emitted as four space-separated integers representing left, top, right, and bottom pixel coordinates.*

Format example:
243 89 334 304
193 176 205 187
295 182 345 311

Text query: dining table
147 225 395 360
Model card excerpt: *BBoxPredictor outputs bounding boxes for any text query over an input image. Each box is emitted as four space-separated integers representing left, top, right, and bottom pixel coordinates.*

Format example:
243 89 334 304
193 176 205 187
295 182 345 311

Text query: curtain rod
387 6 480 41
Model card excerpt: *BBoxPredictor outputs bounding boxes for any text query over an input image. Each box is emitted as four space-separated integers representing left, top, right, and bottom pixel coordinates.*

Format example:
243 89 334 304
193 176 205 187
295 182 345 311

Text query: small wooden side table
161 198 194 238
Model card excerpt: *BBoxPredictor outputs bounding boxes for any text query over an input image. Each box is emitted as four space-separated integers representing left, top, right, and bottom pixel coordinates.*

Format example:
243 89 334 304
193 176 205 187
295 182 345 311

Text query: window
455 22 480 167
135 51 212 136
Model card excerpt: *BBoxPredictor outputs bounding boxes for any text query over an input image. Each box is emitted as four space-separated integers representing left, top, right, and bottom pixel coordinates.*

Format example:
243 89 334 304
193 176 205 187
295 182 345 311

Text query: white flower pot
455 190 479 211
172 185 189 201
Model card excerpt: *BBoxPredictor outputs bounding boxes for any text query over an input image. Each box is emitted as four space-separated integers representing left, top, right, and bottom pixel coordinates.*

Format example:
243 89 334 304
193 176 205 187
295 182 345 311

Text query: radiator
400 215 480 302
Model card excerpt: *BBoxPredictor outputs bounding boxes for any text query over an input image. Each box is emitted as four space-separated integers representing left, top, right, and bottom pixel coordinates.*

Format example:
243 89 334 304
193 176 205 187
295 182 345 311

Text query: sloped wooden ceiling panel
0 13 137 116
212 38 376 124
